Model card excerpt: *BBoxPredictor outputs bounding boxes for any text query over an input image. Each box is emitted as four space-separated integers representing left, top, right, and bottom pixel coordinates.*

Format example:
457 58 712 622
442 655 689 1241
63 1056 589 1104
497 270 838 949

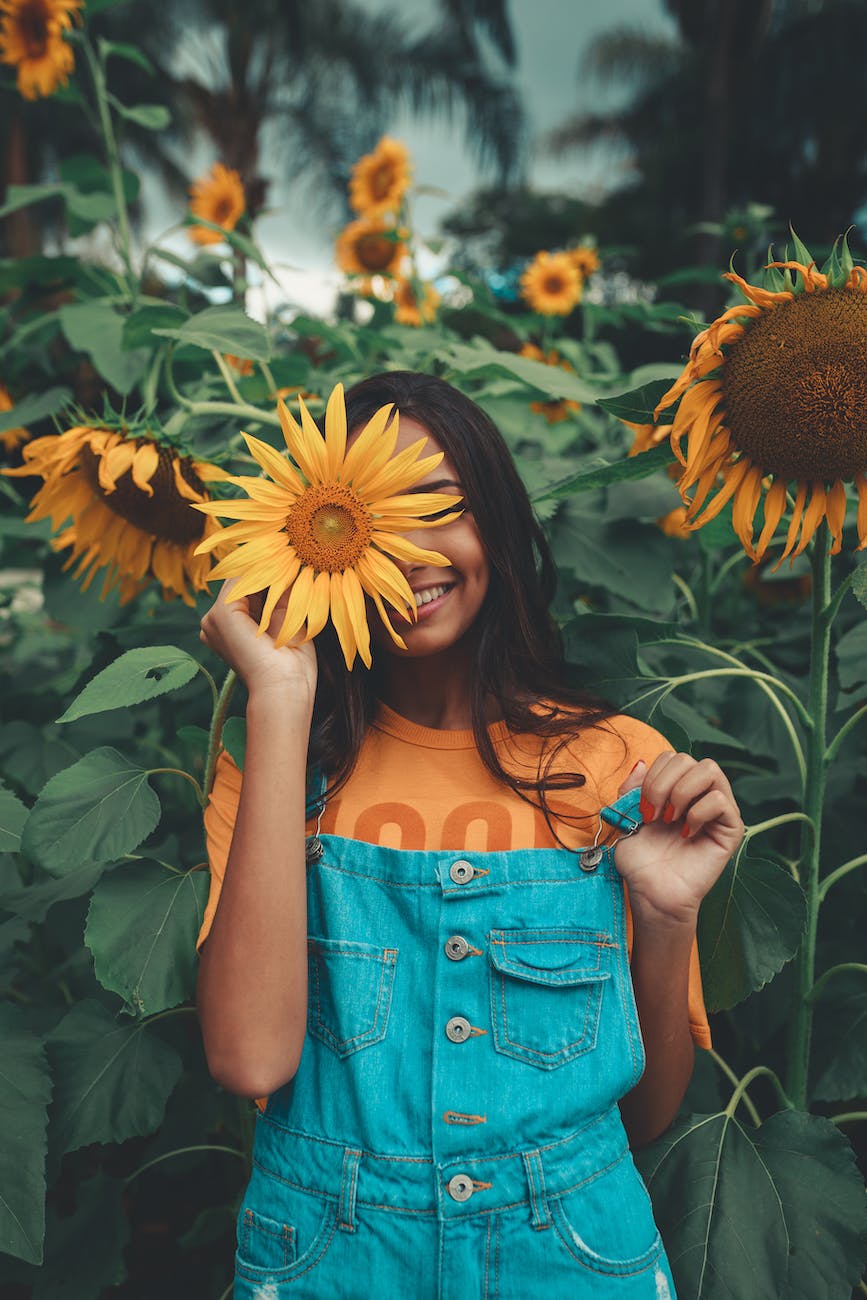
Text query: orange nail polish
680 823 691 839
663 803 676 823
639 796 655 821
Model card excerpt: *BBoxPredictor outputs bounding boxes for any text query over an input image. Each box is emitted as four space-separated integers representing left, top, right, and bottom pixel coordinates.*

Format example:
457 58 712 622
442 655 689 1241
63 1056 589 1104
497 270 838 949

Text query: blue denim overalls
232 784 677 1299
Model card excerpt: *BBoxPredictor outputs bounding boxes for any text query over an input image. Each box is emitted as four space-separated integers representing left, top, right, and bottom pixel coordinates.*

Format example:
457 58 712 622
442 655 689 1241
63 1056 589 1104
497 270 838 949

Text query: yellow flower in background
519 344 581 423
520 251 583 316
2 426 228 604
393 279 439 326
0 0 80 100
656 506 693 539
0 383 30 453
349 137 412 218
188 163 246 246
567 245 601 279
624 420 673 457
193 384 462 670
335 216 406 279
656 252 867 562
223 354 254 377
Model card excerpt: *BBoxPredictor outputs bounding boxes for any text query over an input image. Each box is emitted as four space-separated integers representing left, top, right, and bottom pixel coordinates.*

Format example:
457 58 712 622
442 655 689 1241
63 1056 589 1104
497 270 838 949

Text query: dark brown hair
309 371 618 841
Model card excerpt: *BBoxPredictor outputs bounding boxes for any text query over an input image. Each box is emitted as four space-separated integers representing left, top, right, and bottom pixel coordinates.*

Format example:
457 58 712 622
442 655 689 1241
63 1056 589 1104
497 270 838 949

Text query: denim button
445 1016 471 1042
444 935 470 960
579 847 604 872
449 860 475 883
446 1173 474 1202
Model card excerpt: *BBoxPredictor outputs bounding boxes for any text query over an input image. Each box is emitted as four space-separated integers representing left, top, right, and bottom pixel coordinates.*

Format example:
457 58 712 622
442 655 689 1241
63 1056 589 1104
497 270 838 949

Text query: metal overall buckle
305 803 325 865
578 785 643 873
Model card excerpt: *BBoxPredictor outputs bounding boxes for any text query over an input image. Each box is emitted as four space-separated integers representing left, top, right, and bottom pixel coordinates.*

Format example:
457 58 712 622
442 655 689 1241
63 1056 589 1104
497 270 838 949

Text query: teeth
414 584 449 608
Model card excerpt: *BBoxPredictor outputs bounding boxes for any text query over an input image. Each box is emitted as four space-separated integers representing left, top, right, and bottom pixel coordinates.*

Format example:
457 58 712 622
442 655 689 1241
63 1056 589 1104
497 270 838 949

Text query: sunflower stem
212 350 245 405
204 670 237 799
818 852 867 902
786 522 831 1109
148 767 205 806
825 702 867 766
724 1065 792 1121
81 36 136 298
805 962 867 1004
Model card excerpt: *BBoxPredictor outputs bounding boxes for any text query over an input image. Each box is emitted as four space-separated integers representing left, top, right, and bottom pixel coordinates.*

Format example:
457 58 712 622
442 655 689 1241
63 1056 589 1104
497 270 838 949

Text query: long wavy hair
309 371 619 841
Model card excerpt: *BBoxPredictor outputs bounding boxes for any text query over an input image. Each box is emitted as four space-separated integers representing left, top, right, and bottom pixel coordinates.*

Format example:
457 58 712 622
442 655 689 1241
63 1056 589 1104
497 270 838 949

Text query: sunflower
567 245 601 279
3 426 229 604
193 384 462 670
188 164 246 247
223 354 254 377
520 251 583 316
655 247 867 561
335 217 407 279
349 137 412 218
393 278 439 326
0 0 80 100
0 383 30 453
656 506 692 539
519 344 581 422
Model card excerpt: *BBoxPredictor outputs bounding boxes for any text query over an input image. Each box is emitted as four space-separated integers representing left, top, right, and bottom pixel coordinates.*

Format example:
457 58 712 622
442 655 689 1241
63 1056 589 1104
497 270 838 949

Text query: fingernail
680 823 691 839
628 759 646 776
639 796 655 821
663 802 676 823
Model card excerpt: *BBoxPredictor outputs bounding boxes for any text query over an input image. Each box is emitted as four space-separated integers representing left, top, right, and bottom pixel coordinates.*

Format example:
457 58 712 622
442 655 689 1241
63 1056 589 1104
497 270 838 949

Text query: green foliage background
1 4 866 1297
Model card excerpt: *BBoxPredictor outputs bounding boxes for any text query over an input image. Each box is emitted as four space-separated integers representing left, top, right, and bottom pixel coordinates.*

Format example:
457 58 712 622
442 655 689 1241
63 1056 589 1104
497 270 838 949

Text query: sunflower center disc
285 482 372 573
355 233 397 272
544 275 565 295
79 442 206 545
722 288 867 480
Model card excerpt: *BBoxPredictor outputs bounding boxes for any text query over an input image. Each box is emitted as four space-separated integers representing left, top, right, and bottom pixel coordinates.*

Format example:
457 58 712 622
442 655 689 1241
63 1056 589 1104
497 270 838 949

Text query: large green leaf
86 863 209 1016
811 972 867 1102
21 748 161 875
31 1172 129 1299
57 646 201 724
596 378 676 424
0 784 28 852
0 863 104 923
48 1000 182 1159
0 387 71 435
58 302 149 394
534 442 673 499
851 561 867 612
835 620 867 707
0 1007 52 1264
121 303 188 351
0 184 65 220
153 304 272 361
638 1109 867 1300
443 340 598 401
697 849 806 1011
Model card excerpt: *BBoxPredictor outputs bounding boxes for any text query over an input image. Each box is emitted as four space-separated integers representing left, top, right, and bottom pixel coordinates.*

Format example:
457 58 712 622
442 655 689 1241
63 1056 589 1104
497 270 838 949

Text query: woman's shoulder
532 702 675 806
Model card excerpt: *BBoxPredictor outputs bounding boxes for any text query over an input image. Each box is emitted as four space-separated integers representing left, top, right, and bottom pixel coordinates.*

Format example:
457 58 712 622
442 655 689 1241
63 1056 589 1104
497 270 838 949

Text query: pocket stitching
550 1197 662 1277
308 942 398 1057
236 1198 339 1285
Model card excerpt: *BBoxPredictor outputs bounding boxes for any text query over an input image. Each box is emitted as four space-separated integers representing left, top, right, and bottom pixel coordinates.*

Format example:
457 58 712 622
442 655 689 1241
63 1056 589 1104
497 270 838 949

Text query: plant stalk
82 38 135 295
204 670 237 798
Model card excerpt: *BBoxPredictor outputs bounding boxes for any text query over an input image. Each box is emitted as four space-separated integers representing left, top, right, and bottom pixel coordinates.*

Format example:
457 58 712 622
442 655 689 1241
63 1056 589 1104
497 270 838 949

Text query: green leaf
596 378 676 425
811 972 867 1102
111 99 172 130
0 1007 52 1264
86 863 209 1016
59 302 149 394
443 340 598 401
21 747 161 876
851 562 867 612
0 387 71 435
153 304 272 361
32 1172 129 1300
0 863 104 923
98 37 155 75
835 620 867 706
533 442 673 500
48 1000 182 1158
57 646 200 724
221 716 246 772
697 850 806 1011
0 784 28 853
121 303 188 351
638 1109 867 1300
0 184 65 221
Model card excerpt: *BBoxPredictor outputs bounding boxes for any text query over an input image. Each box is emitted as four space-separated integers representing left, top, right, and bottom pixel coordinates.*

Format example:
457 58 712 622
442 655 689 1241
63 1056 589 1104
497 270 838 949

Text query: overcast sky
145 0 676 314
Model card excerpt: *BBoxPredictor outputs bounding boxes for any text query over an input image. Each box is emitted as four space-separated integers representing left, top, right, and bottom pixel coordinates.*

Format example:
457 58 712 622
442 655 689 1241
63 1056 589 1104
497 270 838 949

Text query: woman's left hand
612 751 744 929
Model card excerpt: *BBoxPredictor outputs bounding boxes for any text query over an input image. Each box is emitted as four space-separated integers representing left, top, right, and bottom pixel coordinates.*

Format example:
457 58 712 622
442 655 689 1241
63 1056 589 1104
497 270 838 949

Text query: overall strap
304 763 328 820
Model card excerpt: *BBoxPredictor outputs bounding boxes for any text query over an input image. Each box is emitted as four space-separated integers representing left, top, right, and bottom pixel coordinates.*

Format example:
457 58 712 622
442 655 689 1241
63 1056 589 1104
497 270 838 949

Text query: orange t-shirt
198 703 712 1049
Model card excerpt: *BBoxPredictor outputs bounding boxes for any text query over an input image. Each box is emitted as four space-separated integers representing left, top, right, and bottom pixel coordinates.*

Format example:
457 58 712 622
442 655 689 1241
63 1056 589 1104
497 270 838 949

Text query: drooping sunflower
0 0 80 100
520 251 583 317
349 137 412 218
567 245 601 279
335 216 407 280
0 383 30 454
2 426 229 604
393 278 439 327
193 384 462 670
655 246 867 561
519 344 581 423
188 164 246 246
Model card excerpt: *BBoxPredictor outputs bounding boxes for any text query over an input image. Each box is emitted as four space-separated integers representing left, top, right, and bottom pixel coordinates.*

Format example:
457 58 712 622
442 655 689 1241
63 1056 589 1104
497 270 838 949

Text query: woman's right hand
199 578 318 707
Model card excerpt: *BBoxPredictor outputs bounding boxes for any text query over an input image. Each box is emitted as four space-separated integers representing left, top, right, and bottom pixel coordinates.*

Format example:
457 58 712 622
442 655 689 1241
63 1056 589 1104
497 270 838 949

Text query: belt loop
521 1149 552 1231
338 1147 361 1232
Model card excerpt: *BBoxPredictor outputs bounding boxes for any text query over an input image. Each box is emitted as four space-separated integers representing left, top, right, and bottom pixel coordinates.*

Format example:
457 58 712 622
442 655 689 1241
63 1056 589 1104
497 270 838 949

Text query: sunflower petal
275 564 315 648
370 531 450 567
855 474 867 550
754 478 788 561
241 432 304 494
306 571 331 640
731 464 764 560
327 570 358 668
323 383 347 481
371 492 462 517
370 588 407 650
258 551 303 632
825 480 847 555
340 403 397 485
357 548 415 615
775 480 809 568
99 440 136 492
131 443 159 495
687 457 752 528
354 442 441 500
296 395 328 484
341 566 371 668
791 481 827 558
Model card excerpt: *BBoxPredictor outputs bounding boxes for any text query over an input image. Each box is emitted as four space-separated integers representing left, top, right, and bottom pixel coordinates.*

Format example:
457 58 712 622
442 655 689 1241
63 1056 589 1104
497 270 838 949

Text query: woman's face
360 414 490 659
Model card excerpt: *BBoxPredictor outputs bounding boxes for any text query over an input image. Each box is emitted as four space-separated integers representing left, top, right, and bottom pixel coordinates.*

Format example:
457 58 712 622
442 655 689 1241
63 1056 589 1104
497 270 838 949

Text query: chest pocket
488 927 613 1070
307 936 398 1058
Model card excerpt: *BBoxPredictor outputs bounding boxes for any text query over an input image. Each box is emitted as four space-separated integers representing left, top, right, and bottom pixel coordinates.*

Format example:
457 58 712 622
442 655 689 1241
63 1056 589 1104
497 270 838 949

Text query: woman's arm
613 753 744 1148
195 580 317 1099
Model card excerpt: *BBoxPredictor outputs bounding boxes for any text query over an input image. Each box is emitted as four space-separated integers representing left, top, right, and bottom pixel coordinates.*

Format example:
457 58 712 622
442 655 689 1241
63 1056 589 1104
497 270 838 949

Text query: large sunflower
0 383 30 454
335 216 407 279
349 137 412 218
193 384 462 670
656 248 867 561
520 251 583 316
3 426 228 604
188 164 246 247
0 0 80 100
567 245 601 279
